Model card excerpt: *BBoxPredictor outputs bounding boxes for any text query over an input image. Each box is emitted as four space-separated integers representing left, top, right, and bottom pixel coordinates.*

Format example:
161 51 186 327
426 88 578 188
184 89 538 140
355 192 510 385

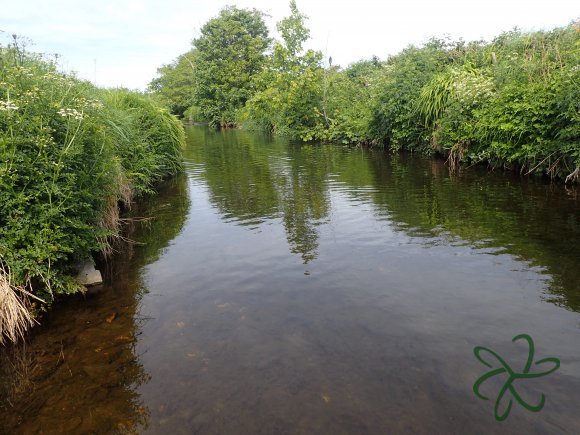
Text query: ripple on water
1 127 579 434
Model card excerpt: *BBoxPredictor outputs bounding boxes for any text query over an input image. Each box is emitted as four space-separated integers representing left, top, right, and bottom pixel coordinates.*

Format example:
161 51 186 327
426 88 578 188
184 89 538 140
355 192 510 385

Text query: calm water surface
1 127 579 434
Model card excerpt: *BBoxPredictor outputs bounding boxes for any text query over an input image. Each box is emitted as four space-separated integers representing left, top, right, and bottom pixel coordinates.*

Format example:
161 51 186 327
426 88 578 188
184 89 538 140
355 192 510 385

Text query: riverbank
0 40 185 344
2 126 578 433
150 9 579 183
242 22 579 183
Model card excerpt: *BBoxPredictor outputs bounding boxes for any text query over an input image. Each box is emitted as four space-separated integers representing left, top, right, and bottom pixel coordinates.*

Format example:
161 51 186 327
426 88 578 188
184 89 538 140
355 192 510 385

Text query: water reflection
363 151 580 311
0 176 190 434
278 145 332 263
185 127 579 311
185 128 332 263
1 127 579 434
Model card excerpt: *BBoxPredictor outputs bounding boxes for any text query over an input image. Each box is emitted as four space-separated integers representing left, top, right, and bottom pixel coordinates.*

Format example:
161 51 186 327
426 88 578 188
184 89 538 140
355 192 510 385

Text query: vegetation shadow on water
0 176 190 434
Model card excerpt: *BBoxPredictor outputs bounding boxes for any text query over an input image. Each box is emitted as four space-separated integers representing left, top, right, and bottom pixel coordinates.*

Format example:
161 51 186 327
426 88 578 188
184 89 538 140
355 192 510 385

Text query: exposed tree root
565 166 580 184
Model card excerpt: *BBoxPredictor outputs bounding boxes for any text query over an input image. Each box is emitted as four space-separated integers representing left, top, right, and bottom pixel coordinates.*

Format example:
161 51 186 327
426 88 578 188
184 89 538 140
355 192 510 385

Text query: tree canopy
192 6 270 128
148 50 197 116
241 0 324 137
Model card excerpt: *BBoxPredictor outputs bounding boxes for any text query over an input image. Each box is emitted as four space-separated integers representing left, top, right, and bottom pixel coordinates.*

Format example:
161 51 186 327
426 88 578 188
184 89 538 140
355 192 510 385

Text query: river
1 126 579 434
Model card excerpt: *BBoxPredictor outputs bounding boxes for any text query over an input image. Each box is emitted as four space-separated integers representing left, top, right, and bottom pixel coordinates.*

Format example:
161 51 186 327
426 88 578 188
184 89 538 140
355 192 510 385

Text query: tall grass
0 39 185 343
103 90 184 196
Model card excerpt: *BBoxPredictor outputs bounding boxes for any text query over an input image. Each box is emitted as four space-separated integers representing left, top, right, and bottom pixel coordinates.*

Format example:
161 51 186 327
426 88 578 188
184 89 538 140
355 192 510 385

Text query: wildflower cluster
83 98 104 110
12 66 34 77
450 69 495 108
0 100 18 111
41 71 72 83
57 107 84 120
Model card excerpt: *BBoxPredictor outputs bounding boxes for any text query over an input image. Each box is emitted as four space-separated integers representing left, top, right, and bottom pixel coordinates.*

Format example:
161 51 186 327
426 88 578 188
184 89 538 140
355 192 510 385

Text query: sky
1 0 578 90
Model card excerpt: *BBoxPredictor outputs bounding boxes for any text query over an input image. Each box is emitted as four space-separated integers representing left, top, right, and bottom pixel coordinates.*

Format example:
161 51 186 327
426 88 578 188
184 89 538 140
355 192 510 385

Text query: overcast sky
2 0 578 90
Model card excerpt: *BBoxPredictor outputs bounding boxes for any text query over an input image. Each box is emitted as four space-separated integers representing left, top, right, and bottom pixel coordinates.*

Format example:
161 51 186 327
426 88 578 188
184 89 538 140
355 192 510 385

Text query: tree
310 59 385 144
273 0 313 69
192 6 270 128
148 49 197 117
242 0 324 138
369 39 452 149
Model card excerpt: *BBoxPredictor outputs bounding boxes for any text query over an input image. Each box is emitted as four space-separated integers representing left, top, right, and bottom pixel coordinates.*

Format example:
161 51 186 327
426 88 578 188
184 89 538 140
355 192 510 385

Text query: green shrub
413 24 580 179
0 43 184 342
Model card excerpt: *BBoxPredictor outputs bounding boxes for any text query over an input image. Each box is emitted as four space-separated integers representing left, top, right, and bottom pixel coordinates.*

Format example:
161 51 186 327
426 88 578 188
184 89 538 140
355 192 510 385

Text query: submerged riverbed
1 127 579 434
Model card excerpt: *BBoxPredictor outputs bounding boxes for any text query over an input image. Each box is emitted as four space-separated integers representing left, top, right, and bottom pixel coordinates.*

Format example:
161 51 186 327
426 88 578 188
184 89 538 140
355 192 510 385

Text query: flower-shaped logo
473 333 560 421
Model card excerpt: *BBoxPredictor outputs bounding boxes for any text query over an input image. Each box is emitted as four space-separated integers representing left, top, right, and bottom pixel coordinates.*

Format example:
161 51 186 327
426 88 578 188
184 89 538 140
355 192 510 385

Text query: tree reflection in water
187 126 579 310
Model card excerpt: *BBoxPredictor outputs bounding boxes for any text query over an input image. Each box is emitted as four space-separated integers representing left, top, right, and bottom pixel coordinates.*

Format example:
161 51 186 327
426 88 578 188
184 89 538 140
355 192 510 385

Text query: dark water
1 127 579 434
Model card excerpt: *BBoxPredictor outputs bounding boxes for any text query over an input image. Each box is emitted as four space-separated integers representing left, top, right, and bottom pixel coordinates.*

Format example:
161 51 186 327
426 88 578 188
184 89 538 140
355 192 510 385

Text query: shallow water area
1 127 579 434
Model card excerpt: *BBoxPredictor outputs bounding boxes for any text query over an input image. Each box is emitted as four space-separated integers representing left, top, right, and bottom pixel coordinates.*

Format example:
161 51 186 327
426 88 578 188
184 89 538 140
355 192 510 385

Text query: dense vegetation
0 36 185 343
3 3 574 340
150 2 579 182
192 6 270 128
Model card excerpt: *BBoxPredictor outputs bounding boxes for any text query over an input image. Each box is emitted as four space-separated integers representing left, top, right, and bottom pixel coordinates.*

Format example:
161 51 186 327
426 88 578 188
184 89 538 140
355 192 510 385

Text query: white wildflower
85 98 103 110
0 101 19 111
57 107 84 120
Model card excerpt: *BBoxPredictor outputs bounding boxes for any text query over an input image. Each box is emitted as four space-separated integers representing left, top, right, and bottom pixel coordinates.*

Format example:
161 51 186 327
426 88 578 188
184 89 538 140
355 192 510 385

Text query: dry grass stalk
565 167 579 184
118 170 134 209
98 167 134 259
0 266 37 345
98 195 121 259
3 342 38 402
446 142 466 174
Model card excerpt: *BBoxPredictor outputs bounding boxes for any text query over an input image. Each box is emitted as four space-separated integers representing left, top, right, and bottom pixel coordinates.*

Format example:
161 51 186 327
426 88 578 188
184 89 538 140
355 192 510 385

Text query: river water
1 127 579 434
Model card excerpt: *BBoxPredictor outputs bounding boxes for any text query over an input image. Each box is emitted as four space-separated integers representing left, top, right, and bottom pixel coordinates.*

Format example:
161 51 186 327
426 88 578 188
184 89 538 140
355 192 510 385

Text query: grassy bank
0 39 185 344
258 22 580 182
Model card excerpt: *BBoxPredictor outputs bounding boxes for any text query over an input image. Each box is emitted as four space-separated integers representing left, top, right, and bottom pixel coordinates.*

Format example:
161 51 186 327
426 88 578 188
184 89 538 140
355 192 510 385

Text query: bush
0 42 184 342
414 24 580 179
